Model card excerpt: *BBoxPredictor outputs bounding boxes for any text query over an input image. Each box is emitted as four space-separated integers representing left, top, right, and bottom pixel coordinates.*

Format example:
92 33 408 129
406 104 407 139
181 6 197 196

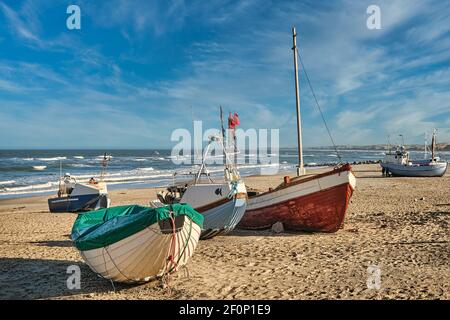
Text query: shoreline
0 163 449 300
0 161 386 200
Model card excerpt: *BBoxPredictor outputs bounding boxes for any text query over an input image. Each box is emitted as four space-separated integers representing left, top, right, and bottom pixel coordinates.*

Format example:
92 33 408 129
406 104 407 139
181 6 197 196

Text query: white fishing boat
71 204 203 283
48 154 111 213
156 135 247 240
381 130 448 177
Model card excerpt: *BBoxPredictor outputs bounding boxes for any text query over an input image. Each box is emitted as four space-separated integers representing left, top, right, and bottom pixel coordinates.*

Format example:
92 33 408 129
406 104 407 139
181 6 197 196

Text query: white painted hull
247 167 356 211
78 216 201 283
381 162 448 177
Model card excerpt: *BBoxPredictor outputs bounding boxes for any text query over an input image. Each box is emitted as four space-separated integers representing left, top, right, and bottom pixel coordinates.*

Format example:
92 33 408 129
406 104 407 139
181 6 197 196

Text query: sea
0 149 448 199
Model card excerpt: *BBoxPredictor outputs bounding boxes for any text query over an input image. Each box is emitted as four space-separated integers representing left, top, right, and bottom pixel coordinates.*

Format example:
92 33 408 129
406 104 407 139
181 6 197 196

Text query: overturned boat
381 130 448 177
71 204 203 283
155 135 247 240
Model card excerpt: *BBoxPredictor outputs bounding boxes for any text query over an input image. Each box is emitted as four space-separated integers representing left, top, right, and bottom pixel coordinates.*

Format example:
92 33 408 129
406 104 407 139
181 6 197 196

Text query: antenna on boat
219 106 226 166
191 106 201 164
58 159 63 197
100 153 110 181
424 132 428 160
399 134 404 147
292 26 305 176
431 129 436 161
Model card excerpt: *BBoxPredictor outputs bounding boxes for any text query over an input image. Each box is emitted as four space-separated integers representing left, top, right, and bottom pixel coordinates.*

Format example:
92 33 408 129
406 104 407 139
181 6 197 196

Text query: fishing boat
71 204 203 283
48 154 111 213
238 27 356 233
155 135 247 240
381 130 448 177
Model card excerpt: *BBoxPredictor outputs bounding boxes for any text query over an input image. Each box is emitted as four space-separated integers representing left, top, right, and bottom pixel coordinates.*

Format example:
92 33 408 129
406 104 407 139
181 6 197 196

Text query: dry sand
0 164 448 300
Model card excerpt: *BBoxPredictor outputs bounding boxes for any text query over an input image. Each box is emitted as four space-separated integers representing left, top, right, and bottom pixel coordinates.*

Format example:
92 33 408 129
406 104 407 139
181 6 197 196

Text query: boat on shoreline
238 27 356 232
71 204 203 283
48 154 111 213
155 135 247 240
381 130 448 177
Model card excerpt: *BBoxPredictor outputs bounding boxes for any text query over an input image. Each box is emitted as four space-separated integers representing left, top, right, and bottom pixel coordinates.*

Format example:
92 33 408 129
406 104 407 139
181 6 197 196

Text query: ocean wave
0 180 16 185
4 181 57 193
33 166 47 170
73 156 84 159
69 164 94 168
36 157 67 161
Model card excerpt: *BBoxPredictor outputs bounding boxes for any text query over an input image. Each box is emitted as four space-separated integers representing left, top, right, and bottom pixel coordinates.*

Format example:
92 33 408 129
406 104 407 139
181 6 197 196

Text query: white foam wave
33 166 47 170
0 180 16 185
36 157 67 161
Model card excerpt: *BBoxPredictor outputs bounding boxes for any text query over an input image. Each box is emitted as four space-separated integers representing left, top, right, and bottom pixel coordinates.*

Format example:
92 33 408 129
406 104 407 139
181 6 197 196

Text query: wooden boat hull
78 215 201 283
238 164 356 232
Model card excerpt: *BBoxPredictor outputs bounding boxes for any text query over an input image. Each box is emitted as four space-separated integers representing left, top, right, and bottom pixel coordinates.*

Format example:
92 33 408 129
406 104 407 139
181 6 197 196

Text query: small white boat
71 204 203 283
381 130 448 177
48 174 110 212
48 154 111 213
156 135 247 240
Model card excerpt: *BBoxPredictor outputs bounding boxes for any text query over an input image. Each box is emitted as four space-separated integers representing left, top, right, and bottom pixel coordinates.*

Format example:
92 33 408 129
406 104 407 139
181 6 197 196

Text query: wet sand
0 164 448 300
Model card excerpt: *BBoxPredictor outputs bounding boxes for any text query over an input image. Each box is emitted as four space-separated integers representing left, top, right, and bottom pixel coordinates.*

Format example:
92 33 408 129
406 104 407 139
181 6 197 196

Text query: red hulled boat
238 164 356 232
238 27 356 232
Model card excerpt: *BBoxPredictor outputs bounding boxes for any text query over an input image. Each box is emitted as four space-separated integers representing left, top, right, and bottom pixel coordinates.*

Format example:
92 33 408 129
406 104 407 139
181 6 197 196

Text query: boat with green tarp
71 203 203 283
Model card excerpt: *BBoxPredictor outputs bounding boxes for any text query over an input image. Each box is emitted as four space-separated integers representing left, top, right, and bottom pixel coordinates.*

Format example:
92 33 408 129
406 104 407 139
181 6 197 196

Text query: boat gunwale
247 163 353 200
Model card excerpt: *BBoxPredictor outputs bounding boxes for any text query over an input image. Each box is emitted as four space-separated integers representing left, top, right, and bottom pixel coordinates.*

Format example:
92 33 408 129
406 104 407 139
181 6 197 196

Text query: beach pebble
271 222 284 233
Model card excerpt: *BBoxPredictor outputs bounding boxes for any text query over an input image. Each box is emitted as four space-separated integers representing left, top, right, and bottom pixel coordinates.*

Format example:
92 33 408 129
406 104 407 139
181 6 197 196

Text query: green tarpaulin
71 204 204 251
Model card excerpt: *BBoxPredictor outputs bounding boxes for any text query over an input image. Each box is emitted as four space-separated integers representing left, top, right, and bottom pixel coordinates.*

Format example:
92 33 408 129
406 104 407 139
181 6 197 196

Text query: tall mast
219 106 226 167
292 26 305 176
431 129 436 161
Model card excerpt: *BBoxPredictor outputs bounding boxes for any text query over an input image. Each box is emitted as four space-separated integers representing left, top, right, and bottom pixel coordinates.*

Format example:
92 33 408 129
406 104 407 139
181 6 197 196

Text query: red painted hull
239 176 354 233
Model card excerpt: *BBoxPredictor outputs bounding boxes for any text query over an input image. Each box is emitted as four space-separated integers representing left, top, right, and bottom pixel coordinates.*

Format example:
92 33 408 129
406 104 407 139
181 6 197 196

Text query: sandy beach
0 164 448 300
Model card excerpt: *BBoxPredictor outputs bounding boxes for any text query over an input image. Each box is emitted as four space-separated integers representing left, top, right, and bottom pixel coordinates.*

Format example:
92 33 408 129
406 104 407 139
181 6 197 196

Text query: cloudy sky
0 0 449 149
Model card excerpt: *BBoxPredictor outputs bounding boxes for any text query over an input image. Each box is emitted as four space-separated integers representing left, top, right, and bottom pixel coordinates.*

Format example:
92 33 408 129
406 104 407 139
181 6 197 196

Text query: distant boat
238 27 356 233
48 154 111 213
33 166 47 171
155 135 247 240
381 130 448 177
71 204 203 283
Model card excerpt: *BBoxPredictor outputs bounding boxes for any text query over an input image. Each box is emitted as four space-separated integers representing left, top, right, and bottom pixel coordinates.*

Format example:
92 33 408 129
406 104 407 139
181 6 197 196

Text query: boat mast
431 129 436 161
424 133 427 159
220 106 226 167
292 27 305 176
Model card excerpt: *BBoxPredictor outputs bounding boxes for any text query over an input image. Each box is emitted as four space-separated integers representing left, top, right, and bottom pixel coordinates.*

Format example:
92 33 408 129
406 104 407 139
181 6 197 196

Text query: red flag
234 113 240 126
228 112 240 129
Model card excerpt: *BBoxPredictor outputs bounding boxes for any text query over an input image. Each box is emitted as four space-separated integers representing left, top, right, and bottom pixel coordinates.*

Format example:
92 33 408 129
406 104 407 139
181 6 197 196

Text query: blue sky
0 0 449 149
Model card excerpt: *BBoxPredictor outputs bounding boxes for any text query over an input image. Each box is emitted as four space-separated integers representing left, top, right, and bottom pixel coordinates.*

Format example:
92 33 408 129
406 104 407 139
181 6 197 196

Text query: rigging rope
296 49 343 164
